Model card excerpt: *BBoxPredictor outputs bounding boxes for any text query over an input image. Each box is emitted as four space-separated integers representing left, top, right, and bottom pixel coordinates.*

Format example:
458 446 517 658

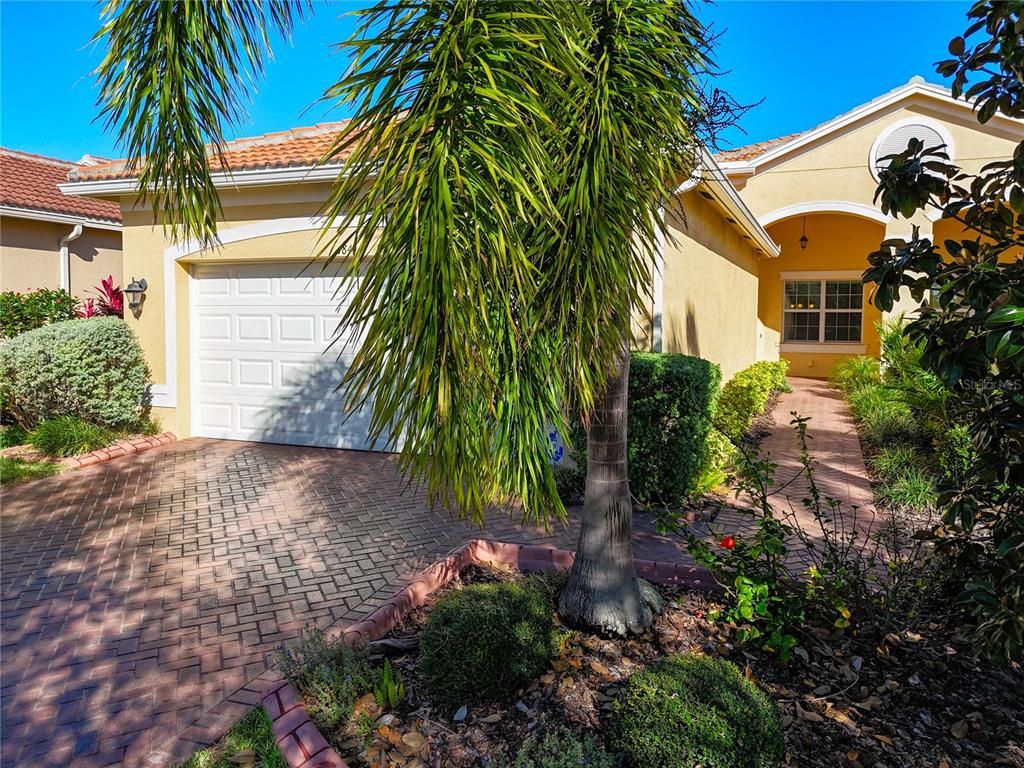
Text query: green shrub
828 355 881 393
0 424 27 448
877 465 937 510
868 444 920 482
0 289 79 338
694 427 737 492
611 654 783 768
507 727 615 768
563 352 721 506
935 424 975 486
860 407 920 448
0 317 148 428
0 457 61 487
274 628 373 733
28 417 113 457
420 578 558 707
715 361 790 441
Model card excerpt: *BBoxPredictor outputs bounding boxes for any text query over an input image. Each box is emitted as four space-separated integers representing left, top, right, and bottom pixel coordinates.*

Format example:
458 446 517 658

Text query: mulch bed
299 563 1023 768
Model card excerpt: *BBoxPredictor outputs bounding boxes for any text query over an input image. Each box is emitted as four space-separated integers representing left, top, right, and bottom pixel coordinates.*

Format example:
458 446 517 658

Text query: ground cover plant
0 456 61 487
173 706 284 768
267 563 1021 768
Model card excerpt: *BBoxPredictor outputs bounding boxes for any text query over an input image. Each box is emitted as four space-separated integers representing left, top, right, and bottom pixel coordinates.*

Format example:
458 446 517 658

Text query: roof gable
714 76 1024 173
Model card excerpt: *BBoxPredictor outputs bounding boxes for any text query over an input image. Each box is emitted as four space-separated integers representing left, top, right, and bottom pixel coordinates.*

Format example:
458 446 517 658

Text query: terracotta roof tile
71 121 355 182
713 132 805 163
0 149 120 223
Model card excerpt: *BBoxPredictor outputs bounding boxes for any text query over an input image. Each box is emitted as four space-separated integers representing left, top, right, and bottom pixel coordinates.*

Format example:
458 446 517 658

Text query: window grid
783 279 862 344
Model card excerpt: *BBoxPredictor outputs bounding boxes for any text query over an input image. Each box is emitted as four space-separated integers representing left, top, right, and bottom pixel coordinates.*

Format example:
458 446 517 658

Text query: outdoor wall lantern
799 216 809 250
124 277 148 310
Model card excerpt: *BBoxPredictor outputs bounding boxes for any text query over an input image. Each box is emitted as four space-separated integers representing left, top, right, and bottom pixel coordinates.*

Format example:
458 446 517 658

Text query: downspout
652 205 665 352
59 224 83 292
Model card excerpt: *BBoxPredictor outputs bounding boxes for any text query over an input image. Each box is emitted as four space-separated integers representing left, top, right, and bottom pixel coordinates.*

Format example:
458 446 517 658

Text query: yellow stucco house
58 77 1022 450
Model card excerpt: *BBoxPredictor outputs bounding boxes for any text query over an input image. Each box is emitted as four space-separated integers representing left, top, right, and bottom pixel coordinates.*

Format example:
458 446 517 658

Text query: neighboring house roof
69 121 353 182
0 148 121 226
713 75 1024 173
714 133 804 163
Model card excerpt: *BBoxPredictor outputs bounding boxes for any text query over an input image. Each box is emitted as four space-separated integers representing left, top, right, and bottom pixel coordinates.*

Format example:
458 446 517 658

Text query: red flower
720 535 736 550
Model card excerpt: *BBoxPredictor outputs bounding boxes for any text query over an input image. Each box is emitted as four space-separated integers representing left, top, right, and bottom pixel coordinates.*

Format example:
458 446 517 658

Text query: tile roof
713 132 805 163
70 121 355 182
0 149 121 223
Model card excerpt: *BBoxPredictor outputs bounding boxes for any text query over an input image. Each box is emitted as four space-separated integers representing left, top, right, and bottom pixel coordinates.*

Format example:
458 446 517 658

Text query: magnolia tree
94 0 741 635
866 0 1024 661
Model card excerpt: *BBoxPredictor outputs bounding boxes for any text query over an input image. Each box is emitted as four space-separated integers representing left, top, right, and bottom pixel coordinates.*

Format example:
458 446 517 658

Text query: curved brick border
257 539 717 768
60 431 176 468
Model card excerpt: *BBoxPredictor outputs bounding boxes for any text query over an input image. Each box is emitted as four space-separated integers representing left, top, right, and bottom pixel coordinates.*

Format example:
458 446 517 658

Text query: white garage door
190 261 377 450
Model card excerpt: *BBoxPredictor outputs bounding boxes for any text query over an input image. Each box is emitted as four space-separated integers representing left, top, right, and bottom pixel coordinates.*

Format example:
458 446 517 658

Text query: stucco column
880 215 932 324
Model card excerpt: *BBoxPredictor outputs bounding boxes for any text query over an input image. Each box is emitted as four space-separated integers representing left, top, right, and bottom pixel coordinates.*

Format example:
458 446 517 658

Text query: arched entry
758 210 887 379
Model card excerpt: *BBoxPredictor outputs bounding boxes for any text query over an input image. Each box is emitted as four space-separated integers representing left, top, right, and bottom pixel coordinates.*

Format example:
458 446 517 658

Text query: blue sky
0 1 972 161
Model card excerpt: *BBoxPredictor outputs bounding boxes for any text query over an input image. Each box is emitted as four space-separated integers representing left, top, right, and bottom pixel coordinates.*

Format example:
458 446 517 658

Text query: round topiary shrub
610 654 784 768
0 317 148 428
419 578 557 707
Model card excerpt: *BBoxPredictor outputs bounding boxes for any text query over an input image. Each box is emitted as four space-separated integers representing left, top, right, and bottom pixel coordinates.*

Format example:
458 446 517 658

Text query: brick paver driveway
0 439 581 767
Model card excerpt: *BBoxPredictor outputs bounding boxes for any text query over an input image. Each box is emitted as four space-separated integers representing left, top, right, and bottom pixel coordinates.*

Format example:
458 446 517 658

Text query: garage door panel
191 261 375 450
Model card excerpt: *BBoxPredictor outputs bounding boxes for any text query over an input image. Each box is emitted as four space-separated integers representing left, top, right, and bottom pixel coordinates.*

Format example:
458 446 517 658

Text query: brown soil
304 564 1023 768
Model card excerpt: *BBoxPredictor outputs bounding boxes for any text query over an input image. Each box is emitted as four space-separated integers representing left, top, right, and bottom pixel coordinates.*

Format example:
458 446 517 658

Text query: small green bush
28 417 113 457
877 465 937 510
610 654 784 768
563 352 721 506
0 317 148 428
420 578 558 707
828 355 881 393
715 361 790 441
0 424 27 448
507 727 615 768
274 628 373 733
0 288 79 338
694 427 737 492
0 457 61 487
935 424 975 485
868 444 920 482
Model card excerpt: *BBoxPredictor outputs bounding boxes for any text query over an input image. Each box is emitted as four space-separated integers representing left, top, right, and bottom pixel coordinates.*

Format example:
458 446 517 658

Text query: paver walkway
708 377 878 566
0 377 873 767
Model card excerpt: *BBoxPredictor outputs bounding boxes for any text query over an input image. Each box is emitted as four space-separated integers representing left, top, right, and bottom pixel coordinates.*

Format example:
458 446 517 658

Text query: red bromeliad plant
78 275 124 319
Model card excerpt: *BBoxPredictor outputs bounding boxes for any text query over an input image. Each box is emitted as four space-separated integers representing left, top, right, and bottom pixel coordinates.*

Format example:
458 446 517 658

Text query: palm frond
93 0 310 246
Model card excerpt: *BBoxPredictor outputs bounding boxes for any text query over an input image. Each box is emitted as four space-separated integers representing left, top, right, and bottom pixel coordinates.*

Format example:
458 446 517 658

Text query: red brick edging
60 431 176 468
258 538 717 768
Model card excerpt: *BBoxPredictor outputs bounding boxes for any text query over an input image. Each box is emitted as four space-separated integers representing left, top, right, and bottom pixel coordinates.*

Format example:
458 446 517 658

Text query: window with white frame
783 279 863 343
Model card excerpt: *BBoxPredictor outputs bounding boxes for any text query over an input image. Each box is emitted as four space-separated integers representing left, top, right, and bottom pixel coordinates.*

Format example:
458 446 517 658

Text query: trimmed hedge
0 318 148 428
714 361 789 441
611 654 784 768
419 578 558 707
561 353 721 506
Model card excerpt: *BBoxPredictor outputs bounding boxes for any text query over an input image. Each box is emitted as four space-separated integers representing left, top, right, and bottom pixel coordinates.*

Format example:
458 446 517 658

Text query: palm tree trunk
558 345 653 636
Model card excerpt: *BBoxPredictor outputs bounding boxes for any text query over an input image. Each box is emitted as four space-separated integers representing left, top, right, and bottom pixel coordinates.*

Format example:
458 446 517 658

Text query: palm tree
95 0 721 635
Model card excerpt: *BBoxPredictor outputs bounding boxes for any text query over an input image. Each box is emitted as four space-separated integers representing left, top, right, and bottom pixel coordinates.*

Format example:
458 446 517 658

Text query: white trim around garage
151 215 353 408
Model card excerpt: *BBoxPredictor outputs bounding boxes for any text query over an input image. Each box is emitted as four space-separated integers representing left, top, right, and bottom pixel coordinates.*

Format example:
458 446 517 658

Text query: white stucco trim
780 269 864 280
780 342 867 355
60 164 345 197
868 115 956 183
760 201 892 227
151 215 352 408
652 205 665 352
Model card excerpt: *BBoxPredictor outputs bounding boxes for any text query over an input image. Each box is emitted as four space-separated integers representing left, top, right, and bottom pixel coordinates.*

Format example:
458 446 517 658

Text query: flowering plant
78 275 123 318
